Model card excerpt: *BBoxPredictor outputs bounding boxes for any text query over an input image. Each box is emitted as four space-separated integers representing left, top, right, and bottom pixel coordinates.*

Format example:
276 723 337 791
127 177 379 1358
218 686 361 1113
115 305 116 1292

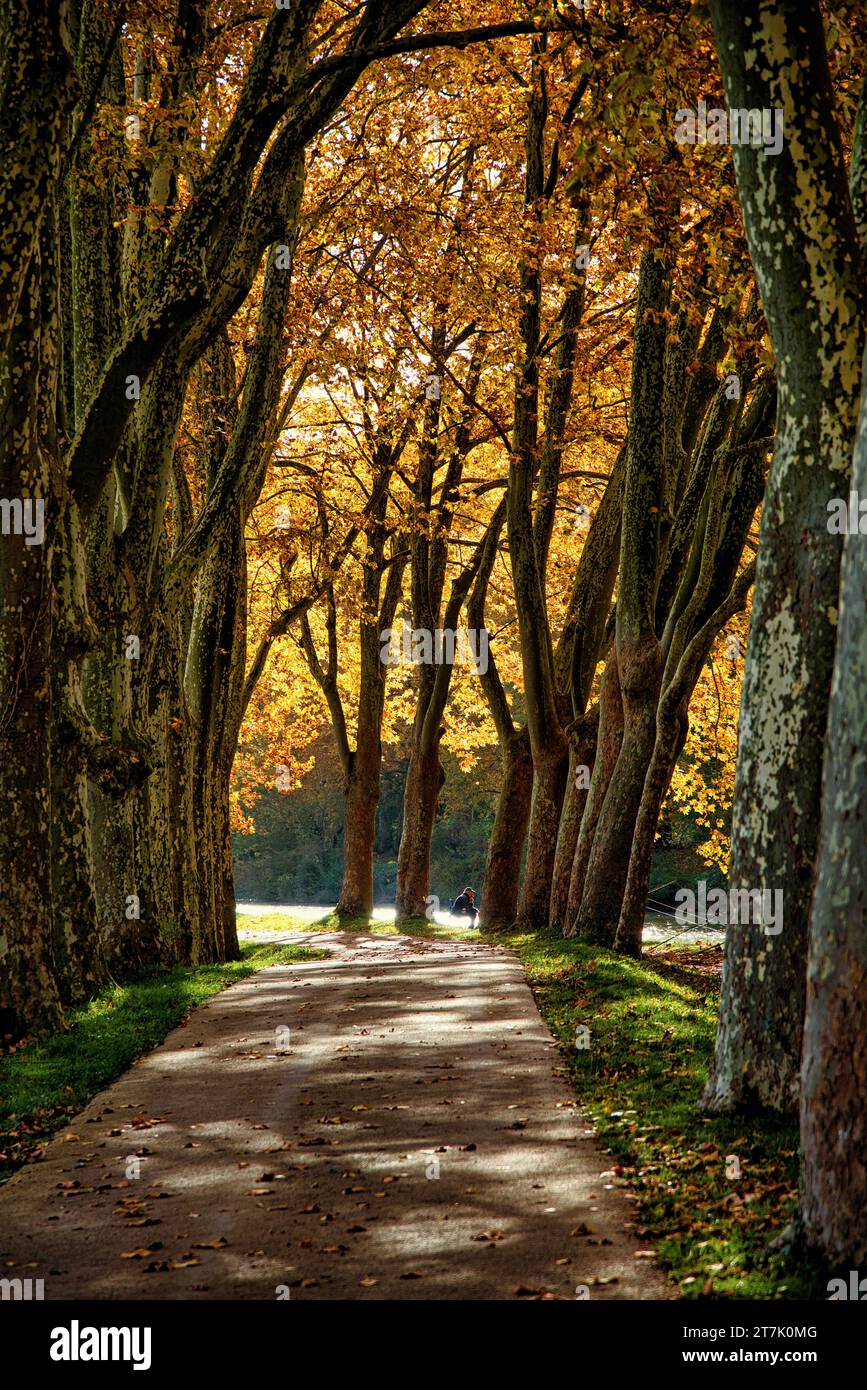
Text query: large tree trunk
393 479 484 922
616 452 764 958
480 726 533 931
507 58 587 930
395 730 444 921
337 764 381 918
183 523 243 962
575 638 660 944
49 499 108 1001
337 630 390 919
799 367 867 1265
84 571 165 976
518 743 569 928
575 249 668 945
0 8 77 1035
703 0 864 1112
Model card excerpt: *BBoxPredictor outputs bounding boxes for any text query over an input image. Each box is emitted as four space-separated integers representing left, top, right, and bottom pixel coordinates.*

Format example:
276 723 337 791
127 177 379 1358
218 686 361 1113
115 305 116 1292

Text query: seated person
451 885 479 926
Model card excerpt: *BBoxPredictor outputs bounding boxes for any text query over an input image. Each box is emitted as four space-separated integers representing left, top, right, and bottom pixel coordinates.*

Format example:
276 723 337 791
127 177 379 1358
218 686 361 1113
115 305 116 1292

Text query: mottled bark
0 3 76 1035
49 495 107 1001
799 363 867 1265
704 0 864 1112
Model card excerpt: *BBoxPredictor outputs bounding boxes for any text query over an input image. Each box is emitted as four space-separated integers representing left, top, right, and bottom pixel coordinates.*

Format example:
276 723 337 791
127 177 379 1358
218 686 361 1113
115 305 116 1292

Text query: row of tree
1 0 864 1263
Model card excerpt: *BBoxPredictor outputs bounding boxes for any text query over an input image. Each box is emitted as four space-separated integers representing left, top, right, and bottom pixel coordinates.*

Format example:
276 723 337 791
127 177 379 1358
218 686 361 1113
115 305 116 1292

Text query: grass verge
506 928 827 1300
0 940 327 1186
238 910 482 940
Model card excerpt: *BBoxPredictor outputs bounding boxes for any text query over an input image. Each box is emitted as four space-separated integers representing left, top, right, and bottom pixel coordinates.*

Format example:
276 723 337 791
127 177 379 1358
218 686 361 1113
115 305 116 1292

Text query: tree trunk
0 3 75 1037
575 249 668 945
575 636 661 944
395 734 444 921
183 525 243 963
567 653 623 930
614 705 687 956
799 368 867 1265
549 715 598 931
703 0 864 1112
480 726 533 931
48 490 109 1001
517 745 569 928
337 757 381 918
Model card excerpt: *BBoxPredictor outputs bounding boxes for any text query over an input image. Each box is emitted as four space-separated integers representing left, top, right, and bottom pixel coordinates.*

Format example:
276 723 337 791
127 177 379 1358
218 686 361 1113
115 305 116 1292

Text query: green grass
506 929 828 1300
238 910 482 940
236 912 316 932
0 940 328 1186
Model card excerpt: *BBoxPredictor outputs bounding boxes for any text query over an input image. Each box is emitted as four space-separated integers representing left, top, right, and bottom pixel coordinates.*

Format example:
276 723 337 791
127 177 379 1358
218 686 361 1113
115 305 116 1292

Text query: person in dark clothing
452 886 479 926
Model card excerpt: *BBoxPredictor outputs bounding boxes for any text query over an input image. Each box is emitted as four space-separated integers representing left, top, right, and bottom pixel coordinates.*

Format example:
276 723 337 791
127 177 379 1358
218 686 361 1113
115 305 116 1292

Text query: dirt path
0 932 673 1300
